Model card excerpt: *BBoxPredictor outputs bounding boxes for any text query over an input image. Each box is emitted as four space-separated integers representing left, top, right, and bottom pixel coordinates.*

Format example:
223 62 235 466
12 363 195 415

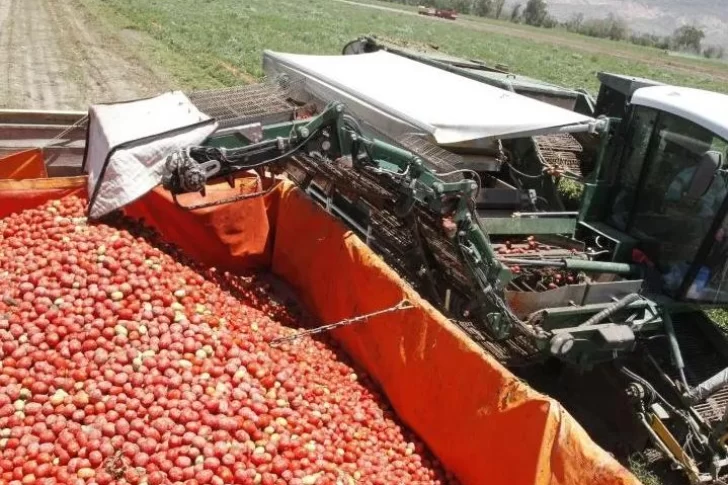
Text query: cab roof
632 85 728 142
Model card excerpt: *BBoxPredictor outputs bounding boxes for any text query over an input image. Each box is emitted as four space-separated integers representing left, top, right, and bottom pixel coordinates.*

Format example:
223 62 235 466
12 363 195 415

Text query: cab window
609 106 657 230
612 108 728 294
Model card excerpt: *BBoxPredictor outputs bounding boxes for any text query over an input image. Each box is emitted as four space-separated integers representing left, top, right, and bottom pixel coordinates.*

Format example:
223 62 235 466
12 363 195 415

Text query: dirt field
0 0 169 110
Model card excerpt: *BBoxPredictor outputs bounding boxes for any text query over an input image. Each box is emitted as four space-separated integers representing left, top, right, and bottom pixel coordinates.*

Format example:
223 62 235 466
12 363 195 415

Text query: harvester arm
160 102 531 335
161 102 346 196
161 101 642 360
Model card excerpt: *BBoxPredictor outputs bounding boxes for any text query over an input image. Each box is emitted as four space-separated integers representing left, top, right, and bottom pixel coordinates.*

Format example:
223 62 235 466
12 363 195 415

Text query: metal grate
695 387 728 424
188 76 303 129
534 133 592 178
656 314 728 425
534 132 583 152
539 150 582 173
396 133 464 181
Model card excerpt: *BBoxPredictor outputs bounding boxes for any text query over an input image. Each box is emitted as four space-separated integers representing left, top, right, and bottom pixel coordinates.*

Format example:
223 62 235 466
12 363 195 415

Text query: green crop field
79 0 728 96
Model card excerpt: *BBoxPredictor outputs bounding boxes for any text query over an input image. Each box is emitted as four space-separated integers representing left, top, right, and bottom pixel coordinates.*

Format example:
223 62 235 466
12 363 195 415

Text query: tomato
0 196 455 484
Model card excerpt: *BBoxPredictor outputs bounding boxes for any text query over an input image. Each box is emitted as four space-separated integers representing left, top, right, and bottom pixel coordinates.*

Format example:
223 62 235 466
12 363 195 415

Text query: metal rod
498 258 564 267
512 212 579 218
498 257 637 276
662 311 689 391
637 413 682 469
579 293 640 327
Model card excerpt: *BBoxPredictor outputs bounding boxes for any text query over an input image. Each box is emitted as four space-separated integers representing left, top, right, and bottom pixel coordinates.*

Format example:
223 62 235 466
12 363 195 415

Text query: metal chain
270 299 413 346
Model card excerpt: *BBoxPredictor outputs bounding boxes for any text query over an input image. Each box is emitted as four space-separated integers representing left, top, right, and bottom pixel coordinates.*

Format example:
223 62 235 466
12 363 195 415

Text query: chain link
270 299 413 347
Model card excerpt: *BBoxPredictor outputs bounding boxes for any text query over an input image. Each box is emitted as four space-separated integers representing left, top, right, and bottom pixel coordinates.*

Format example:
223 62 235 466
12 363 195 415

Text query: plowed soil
0 0 169 110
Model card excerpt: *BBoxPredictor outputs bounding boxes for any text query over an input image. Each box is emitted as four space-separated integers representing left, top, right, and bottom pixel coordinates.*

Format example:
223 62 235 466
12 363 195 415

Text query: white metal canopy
632 86 728 142
263 50 594 145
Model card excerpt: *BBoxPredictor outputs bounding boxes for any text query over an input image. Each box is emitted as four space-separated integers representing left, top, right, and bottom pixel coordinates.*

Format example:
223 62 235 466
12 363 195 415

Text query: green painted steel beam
479 217 576 235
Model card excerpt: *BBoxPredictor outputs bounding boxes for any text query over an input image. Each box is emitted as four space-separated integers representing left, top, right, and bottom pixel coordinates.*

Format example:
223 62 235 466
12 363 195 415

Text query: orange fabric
0 149 47 180
0 177 639 485
0 176 86 218
270 185 639 485
123 174 276 271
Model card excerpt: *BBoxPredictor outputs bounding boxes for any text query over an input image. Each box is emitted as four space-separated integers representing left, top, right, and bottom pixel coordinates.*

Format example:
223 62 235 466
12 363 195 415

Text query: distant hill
507 0 728 48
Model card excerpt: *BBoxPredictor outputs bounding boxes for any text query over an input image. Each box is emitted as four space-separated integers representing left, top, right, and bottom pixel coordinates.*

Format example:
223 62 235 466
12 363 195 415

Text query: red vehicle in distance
418 6 458 20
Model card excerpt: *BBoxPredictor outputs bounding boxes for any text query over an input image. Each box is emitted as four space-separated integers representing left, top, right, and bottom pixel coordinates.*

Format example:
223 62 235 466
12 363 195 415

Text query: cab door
609 107 728 294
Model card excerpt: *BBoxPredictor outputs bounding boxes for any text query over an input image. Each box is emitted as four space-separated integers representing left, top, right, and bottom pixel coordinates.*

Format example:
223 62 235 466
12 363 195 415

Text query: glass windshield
686 209 728 303
609 107 657 230
613 109 728 295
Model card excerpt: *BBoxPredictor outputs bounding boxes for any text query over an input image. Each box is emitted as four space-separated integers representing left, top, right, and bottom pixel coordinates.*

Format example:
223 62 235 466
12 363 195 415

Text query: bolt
299 127 310 138
336 104 344 113
550 334 574 356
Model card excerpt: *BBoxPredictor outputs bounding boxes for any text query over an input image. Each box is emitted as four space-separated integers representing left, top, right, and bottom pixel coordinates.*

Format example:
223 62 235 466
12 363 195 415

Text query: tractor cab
582 74 728 304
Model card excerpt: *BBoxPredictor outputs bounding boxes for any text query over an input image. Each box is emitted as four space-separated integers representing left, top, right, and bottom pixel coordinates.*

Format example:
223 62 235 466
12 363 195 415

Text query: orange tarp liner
0 175 640 485
0 149 47 180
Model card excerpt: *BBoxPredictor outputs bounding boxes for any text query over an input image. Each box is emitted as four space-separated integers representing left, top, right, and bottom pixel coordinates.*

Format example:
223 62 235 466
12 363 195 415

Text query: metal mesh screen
396 133 464 181
534 132 583 152
187 76 303 129
539 150 582 173
534 132 591 178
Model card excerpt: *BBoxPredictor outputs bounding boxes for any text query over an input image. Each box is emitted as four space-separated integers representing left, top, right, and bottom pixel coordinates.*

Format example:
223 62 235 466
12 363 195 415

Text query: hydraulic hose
579 292 641 327
662 311 689 390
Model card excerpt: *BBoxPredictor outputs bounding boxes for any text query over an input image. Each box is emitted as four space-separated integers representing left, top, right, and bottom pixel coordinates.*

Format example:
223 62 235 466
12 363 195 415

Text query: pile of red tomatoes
0 196 456 485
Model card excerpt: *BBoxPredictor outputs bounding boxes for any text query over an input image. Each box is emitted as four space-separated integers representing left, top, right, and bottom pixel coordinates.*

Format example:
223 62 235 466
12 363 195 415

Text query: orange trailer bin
0 151 640 485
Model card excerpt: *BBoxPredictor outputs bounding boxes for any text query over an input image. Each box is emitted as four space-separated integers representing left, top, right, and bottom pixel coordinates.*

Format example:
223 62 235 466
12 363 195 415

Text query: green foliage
630 32 670 50
564 13 584 32
707 309 728 332
627 454 662 485
672 25 706 53
523 0 548 27
567 13 629 41
510 3 522 22
472 0 493 17
493 0 506 19
557 178 584 205
703 45 725 59
79 0 728 96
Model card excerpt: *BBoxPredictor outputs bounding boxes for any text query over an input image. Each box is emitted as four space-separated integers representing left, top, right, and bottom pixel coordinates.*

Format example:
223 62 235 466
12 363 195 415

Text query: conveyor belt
290 152 540 366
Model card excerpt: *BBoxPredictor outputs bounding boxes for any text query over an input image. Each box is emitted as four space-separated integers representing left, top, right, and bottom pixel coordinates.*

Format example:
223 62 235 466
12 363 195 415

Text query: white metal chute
263 50 594 144
84 92 217 219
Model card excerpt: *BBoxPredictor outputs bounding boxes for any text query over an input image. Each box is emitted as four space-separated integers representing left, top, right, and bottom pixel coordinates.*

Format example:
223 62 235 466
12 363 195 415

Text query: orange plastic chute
0 176 640 485
0 149 47 180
